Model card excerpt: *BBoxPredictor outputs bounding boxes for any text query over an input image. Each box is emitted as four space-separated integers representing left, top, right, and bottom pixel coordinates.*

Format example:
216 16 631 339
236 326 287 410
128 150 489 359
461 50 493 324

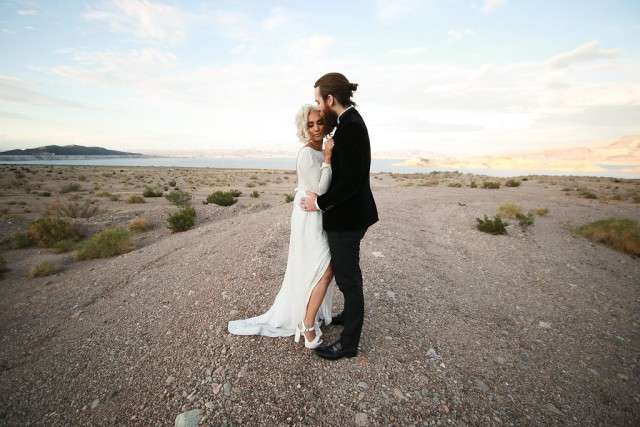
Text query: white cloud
376 0 419 22
448 28 475 41
261 7 296 31
482 0 506 14
548 41 619 69
83 0 186 43
17 8 38 16
387 47 427 56
0 75 92 109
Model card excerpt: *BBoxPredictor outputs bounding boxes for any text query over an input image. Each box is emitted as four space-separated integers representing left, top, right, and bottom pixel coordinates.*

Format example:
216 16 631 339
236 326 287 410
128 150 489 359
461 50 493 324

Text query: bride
227 104 336 349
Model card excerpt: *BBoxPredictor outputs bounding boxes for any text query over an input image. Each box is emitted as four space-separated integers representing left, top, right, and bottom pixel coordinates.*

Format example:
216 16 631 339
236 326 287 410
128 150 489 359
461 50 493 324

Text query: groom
301 72 379 360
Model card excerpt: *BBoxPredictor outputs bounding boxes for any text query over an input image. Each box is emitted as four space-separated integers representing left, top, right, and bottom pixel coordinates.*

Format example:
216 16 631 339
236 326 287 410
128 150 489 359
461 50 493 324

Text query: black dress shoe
314 340 357 360
331 311 344 326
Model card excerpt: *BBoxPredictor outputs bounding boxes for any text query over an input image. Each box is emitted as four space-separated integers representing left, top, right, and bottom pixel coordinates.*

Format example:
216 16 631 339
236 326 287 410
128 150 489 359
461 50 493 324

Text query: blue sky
1 0 639 173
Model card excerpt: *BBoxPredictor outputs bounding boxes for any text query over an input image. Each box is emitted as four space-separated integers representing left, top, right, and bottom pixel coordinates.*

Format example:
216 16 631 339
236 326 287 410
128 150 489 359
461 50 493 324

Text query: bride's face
307 110 325 143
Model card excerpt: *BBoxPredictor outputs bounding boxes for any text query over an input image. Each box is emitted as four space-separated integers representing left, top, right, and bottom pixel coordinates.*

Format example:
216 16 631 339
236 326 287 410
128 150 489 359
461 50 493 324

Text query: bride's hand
324 137 334 162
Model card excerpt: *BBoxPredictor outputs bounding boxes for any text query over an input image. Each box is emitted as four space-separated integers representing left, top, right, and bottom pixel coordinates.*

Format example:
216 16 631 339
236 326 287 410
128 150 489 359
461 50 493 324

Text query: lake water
0 156 634 178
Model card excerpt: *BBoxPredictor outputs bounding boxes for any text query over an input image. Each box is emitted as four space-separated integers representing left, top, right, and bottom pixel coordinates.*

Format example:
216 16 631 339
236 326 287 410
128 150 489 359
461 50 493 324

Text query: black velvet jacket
317 107 379 231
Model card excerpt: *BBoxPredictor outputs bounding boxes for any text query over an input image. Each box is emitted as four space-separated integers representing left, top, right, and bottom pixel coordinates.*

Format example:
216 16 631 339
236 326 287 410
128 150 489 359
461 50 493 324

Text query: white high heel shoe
294 321 323 349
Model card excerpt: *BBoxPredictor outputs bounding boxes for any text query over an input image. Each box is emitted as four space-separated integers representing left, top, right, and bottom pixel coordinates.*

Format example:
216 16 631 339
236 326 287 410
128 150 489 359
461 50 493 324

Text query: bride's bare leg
302 264 334 340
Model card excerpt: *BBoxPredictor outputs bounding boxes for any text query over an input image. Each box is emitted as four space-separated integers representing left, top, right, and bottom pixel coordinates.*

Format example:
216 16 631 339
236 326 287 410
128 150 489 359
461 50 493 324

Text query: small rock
426 347 441 361
393 388 404 400
544 403 563 416
205 402 214 409
372 251 384 258
90 399 99 409
355 412 369 426
223 383 231 396
237 364 247 378
474 379 489 392
617 373 629 380
174 409 202 427
166 376 175 385
386 290 396 299
205 368 211 377
538 321 551 329
357 382 369 390
211 383 222 395
495 356 506 365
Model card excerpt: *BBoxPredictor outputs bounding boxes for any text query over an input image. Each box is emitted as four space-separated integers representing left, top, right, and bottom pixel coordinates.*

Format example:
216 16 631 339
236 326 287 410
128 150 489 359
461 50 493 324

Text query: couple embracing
228 72 378 360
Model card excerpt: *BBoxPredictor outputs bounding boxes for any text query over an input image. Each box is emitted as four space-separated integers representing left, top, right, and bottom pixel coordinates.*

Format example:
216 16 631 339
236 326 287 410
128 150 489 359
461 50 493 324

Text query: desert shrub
578 188 597 199
78 175 87 182
38 191 51 197
13 232 34 248
76 228 133 260
469 181 477 188
28 261 60 278
250 190 260 198
229 189 242 197
575 218 640 256
284 193 295 203
516 212 535 228
127 195 146 204
52 239 79 253
476 215 508 235
167 206 196 232
632 194 640 204
482 181 501 189
143 186 163 197
165 190 191 206
129 217 153 233
522 177 529 181
0 254 6 279
49 200 100 218
28 218 82 248
207 191 237 206
447 182 462 188
168 179 177 187
531 207 549 216
109 194 120 201
60 182 82 193
505 179 521 187
497 203 522 219
95 191 113 198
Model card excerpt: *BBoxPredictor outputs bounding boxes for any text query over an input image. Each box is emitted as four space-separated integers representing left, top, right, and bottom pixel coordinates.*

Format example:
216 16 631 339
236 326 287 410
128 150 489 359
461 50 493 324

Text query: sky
1 0 640 174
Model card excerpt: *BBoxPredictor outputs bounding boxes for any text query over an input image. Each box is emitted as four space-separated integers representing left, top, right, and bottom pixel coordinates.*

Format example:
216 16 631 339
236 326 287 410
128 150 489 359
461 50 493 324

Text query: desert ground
0 164 639 426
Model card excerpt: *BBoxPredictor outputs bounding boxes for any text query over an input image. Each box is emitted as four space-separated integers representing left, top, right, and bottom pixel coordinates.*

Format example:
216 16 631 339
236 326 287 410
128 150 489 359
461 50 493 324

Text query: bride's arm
318 161 332 194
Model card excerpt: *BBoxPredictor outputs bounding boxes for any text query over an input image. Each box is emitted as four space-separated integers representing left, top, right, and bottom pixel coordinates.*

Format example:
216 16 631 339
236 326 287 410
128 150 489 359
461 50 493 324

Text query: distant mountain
0 145 142 156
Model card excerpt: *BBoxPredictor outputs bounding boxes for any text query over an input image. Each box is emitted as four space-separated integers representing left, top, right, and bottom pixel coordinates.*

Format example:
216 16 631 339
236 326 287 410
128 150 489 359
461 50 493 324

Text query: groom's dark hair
314 72 358 107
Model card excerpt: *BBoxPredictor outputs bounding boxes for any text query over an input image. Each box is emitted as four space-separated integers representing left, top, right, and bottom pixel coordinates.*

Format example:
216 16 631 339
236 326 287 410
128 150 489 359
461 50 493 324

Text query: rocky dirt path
1 182 639 426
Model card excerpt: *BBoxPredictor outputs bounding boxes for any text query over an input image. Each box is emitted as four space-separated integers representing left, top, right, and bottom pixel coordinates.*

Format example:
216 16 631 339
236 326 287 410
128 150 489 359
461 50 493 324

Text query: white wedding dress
227 146 335 337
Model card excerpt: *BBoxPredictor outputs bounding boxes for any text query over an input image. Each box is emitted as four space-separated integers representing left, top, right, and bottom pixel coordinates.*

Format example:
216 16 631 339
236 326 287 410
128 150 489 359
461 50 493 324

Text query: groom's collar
337 105 355 124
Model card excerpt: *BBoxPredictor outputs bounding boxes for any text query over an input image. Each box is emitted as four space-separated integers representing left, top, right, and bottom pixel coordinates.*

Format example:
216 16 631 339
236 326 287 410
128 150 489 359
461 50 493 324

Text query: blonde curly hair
295 104 333 143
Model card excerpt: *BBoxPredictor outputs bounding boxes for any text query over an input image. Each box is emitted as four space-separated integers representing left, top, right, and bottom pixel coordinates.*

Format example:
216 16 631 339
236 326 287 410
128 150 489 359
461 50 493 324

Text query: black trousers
327 228 367 352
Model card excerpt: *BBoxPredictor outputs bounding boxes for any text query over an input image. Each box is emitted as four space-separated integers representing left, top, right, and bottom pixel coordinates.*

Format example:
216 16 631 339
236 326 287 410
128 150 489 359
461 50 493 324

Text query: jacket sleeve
317 122 367 211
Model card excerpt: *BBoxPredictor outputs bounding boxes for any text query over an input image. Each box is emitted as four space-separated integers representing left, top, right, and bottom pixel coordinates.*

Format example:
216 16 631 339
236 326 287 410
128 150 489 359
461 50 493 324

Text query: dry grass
28 261 61 278
575 218 640 257
129 217 153 233
497 203 523 219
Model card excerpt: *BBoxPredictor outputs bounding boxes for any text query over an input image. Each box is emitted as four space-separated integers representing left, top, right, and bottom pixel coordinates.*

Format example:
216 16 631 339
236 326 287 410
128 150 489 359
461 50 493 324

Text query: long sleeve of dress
317 162 332 195
296 147 332 195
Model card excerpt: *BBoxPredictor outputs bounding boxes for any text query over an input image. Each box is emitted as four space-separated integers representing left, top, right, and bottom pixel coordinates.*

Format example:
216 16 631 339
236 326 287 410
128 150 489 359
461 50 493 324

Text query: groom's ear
326 94 334 107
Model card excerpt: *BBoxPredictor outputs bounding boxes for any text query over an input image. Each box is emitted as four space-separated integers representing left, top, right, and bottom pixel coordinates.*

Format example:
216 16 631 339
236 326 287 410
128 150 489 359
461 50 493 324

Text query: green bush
168 179 177 187
469 181 477 188
167 206 196 232
13 232 34 248
516 212 534 228
578 189 597 199
207 191 237 206
49 200 99 218
505 179 521 187
482 181 501 189
250 190 260 198
27 218 82 248
52 239 79 253
76 228 133 260
284 193 295 203
476 215 508 235
447 182 462 188
165 190 192 206
143 186 163 197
